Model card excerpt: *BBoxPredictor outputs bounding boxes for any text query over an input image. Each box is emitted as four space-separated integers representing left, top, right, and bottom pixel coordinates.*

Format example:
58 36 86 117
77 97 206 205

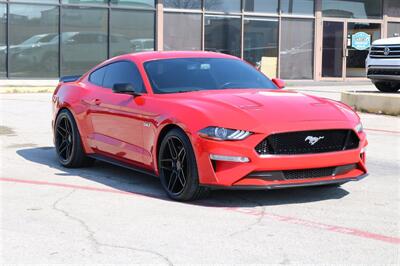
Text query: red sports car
52 51 368 201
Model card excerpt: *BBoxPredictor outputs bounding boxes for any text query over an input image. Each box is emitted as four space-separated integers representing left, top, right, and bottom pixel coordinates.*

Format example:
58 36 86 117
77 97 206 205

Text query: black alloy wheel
160 136 188 195
158 129 210 201
55 109 94 168
55 115 74 163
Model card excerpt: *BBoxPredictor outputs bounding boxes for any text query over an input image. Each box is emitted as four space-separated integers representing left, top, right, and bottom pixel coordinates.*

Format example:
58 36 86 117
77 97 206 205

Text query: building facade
0 0 399 80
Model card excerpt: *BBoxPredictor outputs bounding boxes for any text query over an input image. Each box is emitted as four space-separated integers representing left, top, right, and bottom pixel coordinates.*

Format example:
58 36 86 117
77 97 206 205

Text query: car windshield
144 58 277 94
19 35 45 45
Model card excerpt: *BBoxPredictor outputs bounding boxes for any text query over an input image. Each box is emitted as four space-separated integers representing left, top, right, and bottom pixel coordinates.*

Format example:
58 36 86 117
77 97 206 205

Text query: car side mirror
272 78 285 89
112 83 140 96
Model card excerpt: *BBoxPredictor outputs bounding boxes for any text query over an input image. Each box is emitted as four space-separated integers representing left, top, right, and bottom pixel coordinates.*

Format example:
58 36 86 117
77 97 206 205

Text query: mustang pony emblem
305 136 325 145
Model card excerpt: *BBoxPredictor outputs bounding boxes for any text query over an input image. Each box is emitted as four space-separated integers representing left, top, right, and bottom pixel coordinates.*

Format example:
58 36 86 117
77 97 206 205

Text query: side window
89 66 106 86
103 61 145 93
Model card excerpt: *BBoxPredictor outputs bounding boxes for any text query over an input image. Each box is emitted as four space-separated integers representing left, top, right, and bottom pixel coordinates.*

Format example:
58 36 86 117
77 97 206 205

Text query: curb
341 91 400 116
0 87 55 94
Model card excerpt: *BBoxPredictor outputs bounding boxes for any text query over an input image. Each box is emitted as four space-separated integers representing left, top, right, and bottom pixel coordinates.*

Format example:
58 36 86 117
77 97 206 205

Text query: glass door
322 20 382 79
322 21 345 78
346 22 381 77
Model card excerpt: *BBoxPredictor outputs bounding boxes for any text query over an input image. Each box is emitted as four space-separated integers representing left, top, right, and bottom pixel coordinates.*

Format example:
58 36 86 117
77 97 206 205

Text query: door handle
92 99 101 105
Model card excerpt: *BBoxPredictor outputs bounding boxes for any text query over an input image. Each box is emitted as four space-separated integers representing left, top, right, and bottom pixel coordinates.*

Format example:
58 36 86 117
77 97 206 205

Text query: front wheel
374 82 400 93
158 129 210 201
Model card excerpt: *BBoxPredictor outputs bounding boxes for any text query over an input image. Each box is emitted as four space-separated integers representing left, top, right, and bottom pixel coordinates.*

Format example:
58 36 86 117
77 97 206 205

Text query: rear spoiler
59 75 81 83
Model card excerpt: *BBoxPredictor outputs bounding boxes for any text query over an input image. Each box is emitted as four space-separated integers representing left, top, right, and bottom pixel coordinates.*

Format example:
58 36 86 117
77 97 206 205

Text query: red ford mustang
52 51 368 201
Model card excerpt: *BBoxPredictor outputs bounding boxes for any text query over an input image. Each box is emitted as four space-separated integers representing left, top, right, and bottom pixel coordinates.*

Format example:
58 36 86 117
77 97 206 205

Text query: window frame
279 17 315 80
60 6 109 76
109 8 155 57
163 11 202 51
7 2 60 78
204 14 243 58
88 59 147 93
384 0 400 19
243 0 279 15
1 0 157 79
163 0 202 10
204 0 242 13
0 2 7 78
280 0 315 16
321 0 383 19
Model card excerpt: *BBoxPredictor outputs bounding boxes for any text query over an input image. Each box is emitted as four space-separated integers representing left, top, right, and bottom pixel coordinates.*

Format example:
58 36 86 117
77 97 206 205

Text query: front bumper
205 173 368 190
193 124 368 188
366 56 400 82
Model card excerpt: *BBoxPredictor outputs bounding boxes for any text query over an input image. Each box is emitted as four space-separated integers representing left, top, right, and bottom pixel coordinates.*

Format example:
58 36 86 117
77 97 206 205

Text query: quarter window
89 67 106 86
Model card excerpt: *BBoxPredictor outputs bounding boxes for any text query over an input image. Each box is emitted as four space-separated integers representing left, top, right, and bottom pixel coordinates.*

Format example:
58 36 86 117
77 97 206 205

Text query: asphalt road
1 90 399 264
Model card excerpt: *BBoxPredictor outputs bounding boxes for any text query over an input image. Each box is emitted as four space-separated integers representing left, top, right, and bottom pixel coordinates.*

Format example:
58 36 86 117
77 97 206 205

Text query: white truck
366 37 400 93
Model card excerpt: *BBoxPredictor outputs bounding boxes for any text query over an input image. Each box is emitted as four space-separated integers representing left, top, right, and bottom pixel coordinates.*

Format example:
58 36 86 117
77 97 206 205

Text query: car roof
115 51 239 63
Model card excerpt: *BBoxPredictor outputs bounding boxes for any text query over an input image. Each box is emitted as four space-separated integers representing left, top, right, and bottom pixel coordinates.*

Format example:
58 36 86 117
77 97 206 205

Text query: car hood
164 89 357 132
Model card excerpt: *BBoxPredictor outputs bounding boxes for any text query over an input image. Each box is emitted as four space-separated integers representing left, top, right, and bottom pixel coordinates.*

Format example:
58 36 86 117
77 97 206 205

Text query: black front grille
255 129 359 155
283 167 336 180
367 68 400 76
246 164 357 181
370 45 400 58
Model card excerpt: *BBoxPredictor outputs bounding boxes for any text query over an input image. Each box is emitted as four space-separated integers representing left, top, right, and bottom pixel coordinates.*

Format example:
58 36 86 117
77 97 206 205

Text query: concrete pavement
0 92 399 264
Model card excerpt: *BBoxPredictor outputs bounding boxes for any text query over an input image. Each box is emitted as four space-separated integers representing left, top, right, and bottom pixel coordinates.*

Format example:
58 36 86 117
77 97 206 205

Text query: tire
158 128 210 201
54 109 94 168
374 82 400 93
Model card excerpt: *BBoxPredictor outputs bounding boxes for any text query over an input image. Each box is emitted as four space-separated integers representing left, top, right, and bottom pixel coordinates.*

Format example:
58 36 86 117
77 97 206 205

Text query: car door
87 61 148 165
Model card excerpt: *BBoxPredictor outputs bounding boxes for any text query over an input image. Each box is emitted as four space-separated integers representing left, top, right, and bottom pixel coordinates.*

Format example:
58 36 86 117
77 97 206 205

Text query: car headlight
355 122 363 133
199 126 252 141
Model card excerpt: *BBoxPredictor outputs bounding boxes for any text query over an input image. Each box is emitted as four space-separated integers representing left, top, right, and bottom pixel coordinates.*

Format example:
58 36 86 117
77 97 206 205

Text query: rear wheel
55 109 94 168
158 129 210 201
374 82 400 93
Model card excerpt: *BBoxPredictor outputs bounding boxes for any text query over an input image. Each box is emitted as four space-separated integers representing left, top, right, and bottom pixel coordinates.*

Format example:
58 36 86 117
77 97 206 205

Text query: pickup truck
366 37 400 92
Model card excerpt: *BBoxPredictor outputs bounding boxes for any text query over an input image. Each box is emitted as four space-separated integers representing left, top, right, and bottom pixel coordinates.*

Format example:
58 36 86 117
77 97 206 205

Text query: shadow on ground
17 147 350 208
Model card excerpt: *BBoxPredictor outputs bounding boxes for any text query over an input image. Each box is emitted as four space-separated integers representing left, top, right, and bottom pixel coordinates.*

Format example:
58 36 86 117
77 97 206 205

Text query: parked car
52 51 368 201
61 32 132 74
130 38 154 52
0 32 133 75
3 33 58 73
366 37 400 92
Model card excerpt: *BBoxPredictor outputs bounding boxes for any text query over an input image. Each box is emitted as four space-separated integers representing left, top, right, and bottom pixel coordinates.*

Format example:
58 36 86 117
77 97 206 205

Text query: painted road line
364 128 400 134
1 177 399 245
